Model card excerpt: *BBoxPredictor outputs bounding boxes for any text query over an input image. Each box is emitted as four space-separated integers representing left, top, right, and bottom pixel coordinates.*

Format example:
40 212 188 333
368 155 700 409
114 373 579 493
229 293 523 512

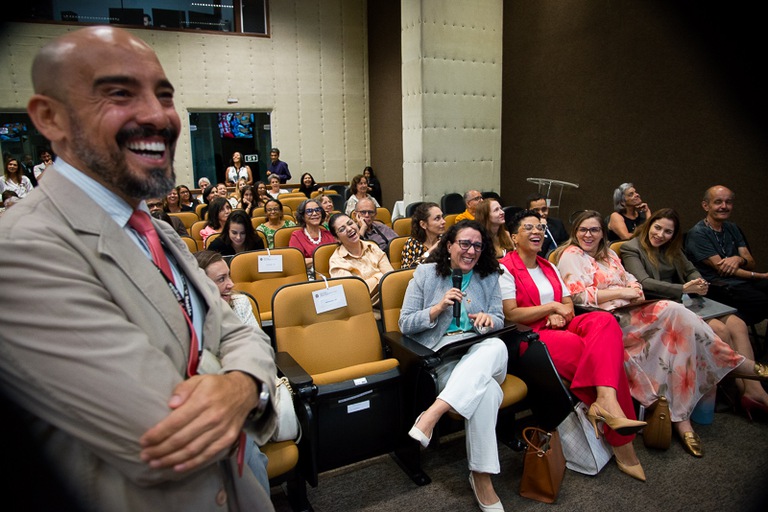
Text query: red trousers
536 311 636 447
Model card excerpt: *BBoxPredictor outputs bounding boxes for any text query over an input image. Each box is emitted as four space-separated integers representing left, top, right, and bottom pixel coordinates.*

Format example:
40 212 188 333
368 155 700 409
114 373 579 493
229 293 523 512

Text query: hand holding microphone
452 268 463 327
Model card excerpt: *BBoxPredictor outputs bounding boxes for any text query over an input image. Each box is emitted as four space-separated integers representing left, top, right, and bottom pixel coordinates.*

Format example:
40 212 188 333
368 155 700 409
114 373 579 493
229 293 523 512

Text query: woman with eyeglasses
555 210 767 457
500 210 646 481
327 213 393 303
256 198 296 248
621 208 768 420
399 220 508 511
176 185 199 212
289 198 335 269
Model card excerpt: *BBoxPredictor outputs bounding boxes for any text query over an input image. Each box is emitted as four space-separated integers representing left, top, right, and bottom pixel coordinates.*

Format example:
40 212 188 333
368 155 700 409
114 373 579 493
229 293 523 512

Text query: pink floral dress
557 245 744 422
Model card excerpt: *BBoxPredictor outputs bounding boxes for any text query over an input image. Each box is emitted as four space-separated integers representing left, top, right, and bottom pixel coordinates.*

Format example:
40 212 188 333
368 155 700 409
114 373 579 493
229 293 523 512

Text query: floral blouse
556 245 643 309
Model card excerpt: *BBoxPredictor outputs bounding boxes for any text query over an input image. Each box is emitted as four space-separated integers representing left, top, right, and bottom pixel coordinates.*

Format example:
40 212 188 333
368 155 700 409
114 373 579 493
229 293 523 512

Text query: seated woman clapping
327 213 394 307
500 210 646 481
621 208 768 419
554 210 768 457
399 220 508 512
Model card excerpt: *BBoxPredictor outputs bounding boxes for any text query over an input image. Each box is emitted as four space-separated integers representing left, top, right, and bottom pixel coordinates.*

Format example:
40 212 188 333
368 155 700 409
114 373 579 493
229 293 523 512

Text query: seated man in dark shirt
684 185 768 324
354 197 398 252
527 193 568 257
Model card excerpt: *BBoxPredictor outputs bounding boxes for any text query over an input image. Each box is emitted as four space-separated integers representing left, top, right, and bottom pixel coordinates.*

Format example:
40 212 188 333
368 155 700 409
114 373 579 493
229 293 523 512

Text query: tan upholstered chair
271 277 409 486
311 242 340 280
169 211 200 231
386 236 409 270
230 247 309 325
393 217 412 237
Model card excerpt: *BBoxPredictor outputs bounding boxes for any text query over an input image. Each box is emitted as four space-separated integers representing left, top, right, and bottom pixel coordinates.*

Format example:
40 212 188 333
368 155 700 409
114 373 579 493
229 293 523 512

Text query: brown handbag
642 396 672 450
519 427 566 503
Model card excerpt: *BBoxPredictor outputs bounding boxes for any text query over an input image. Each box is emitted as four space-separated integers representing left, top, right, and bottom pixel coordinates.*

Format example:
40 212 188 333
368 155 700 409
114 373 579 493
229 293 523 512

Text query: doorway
188 111 272 186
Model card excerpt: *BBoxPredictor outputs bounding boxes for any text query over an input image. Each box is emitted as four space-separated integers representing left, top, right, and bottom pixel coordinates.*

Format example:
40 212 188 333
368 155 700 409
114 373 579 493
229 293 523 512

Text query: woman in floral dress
555 210 767 457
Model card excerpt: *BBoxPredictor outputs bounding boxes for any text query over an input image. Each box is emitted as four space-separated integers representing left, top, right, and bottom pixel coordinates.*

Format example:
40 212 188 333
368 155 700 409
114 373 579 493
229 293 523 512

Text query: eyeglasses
146 202 163 209
455 240 484 252
304 207 323 215
577 227 602 235
335 220 356 235
266 208 281 213
467 196 484 203
519 223 545 232
356 210 375 216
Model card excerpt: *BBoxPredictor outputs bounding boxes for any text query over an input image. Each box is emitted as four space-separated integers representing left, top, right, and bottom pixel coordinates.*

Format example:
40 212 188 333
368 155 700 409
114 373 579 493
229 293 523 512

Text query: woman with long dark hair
199 197 231 245
621 208 768 419
400 220 508 511
208 210 264 255
401 202 446 268
501 210 646 480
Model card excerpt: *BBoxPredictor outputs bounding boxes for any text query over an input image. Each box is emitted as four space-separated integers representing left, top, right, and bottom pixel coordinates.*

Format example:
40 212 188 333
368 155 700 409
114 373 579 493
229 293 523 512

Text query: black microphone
452 268 463 327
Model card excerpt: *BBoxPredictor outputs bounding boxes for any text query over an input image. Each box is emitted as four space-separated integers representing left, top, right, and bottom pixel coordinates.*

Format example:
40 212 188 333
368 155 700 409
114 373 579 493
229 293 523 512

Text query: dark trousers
708 278 768 325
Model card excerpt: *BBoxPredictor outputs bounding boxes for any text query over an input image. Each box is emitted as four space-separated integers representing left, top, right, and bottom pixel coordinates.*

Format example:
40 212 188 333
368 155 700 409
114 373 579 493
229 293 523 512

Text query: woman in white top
267 174 289 200
344 174 380 215
1 158 34 198
225 151 253 186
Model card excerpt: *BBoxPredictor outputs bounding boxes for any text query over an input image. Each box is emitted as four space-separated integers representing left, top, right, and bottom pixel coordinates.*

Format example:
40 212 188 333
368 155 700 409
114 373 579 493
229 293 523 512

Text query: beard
69 115 178 200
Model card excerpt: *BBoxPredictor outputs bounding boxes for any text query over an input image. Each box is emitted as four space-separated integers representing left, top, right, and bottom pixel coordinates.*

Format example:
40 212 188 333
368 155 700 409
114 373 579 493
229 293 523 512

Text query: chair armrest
435 320 529 360
275 351 315 397
381 331 440 374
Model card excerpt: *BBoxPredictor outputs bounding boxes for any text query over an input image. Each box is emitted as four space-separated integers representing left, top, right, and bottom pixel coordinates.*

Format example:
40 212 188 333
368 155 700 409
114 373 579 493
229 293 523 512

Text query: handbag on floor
557 401 613 475
642 396 671 450
269 377 301 442
519 427 566 503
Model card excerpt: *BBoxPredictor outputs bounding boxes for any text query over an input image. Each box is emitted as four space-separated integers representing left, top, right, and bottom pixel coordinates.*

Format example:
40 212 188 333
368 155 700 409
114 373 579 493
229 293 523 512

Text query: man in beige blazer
0 27 277 511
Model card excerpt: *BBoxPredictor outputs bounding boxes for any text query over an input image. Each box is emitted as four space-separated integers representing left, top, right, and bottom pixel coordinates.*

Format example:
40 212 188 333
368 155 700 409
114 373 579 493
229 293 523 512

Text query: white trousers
436 337 508 474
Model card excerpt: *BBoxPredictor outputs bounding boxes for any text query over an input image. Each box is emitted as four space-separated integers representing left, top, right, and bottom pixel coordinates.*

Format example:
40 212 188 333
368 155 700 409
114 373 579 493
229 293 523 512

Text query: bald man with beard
0 27 276 512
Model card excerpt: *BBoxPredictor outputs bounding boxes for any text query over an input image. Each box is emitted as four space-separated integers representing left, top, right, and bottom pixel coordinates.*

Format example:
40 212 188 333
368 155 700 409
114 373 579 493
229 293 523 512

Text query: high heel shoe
408 412 432 448
587 403 647 438
468 473 504 512
678 431 703 457
740 395 768 422
615 459 646 482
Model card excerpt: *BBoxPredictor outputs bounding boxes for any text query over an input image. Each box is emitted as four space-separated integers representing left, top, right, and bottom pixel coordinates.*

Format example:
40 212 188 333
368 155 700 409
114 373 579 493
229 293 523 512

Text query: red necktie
128 210 199 377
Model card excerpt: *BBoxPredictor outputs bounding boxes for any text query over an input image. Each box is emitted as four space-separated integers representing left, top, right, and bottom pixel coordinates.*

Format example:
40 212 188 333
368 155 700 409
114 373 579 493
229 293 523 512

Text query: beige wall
401 0 503 207
0 0 370 187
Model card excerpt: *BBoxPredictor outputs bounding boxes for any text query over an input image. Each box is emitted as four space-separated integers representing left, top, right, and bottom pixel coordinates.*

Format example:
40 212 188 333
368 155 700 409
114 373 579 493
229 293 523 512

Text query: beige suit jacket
0 168 276 511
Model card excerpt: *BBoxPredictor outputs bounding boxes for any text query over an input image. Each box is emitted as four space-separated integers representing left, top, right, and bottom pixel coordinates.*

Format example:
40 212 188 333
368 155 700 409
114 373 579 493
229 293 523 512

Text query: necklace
304 228 322 245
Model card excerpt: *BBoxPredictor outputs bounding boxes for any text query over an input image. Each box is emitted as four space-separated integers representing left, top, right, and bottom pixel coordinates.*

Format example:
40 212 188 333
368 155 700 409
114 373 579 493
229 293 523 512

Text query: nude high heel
587 403 647 438
616 459 647 482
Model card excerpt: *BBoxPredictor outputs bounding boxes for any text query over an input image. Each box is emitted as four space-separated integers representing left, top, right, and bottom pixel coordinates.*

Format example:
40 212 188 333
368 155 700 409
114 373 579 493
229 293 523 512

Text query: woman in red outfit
500 209 646 481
